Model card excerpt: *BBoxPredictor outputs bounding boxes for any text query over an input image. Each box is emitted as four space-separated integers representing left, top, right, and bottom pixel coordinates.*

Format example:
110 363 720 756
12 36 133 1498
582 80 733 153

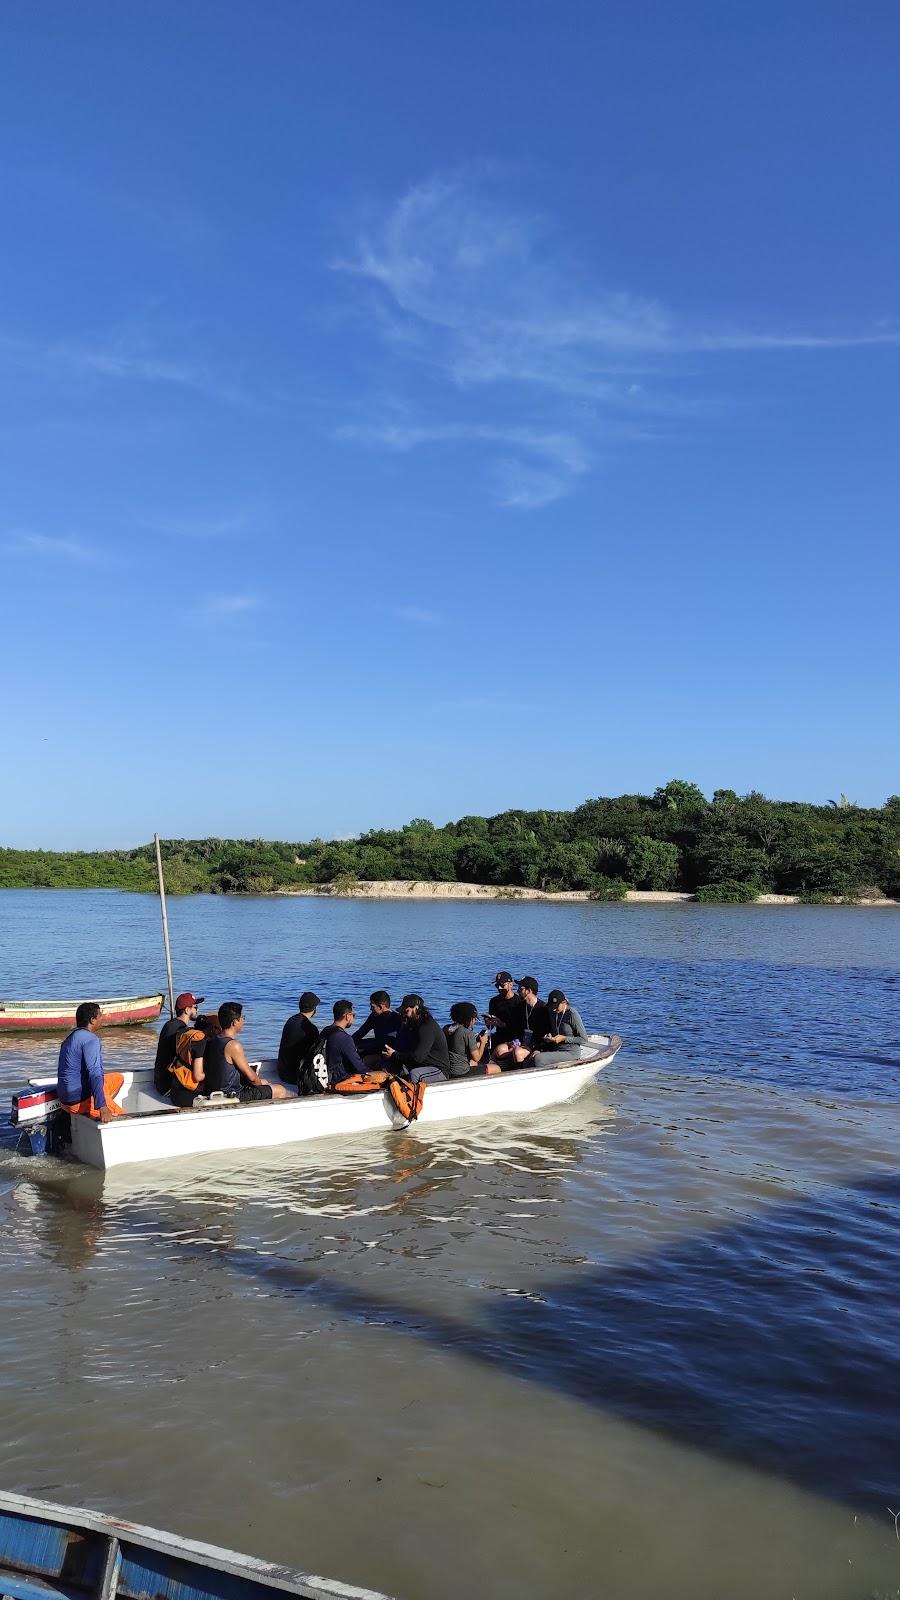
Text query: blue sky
2 0 898 848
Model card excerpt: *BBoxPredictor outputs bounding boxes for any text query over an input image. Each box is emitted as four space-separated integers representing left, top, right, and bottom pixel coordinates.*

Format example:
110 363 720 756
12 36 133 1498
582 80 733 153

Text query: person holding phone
483 971 521 1049
444 1003 499 1077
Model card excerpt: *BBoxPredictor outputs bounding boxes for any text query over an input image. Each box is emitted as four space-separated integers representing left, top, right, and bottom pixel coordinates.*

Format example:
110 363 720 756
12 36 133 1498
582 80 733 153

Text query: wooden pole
154 833 176 1019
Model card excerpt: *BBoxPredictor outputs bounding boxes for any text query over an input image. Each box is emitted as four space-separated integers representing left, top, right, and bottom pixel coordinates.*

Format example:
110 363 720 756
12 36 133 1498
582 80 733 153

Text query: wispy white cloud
333 173 899 507
1 330 248 406
5 530 100 563
201 594 261 619
142 510 252 541
393 604 443 627
337 420 591 508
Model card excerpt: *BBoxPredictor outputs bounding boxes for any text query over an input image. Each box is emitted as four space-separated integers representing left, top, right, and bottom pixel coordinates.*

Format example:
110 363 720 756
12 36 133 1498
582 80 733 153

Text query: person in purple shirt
324 999 370 1085
57 1002 125 1122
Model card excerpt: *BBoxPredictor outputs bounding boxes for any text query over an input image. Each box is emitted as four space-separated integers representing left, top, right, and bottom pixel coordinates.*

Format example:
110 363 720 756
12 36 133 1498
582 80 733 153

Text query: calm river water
1 890 900 1600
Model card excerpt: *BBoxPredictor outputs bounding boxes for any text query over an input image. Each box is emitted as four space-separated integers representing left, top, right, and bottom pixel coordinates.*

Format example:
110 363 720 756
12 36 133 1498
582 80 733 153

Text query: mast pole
154 832 176 1019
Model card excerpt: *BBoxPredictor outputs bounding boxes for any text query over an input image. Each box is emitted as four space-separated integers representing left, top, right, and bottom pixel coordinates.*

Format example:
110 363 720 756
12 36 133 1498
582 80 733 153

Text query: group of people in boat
58 974 589 1120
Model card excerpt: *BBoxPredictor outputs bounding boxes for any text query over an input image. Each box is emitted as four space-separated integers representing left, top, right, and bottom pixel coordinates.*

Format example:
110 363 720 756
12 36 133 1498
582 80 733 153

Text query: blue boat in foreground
0 1490 392 1600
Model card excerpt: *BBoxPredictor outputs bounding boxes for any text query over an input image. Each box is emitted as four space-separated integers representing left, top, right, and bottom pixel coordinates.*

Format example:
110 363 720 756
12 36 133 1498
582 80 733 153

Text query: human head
370 990 391 1012
517 977 539 1001
298 991 321 1016
218 1001 244 1031
547 989 567 1009
197 1012 222 1036
75 1001 101 1031
450 1002 478 1028
494 971 513 992
175 991 204 1019
333 999 355 1025
400 993 426 1020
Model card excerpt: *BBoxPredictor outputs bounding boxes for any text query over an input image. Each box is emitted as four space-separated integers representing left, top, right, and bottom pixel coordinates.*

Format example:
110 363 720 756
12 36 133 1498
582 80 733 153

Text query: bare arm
228 1040 264 1087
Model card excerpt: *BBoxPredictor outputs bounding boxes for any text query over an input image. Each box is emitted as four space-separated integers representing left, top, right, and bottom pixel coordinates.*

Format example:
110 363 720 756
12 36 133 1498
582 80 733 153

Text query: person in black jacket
277 991 321 1085
383 994 451 1083
492 977 552 1069
484 971 521 1050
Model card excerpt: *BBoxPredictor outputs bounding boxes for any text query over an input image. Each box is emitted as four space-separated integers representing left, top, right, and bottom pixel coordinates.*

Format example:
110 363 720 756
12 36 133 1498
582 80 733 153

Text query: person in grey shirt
443 1002 496 1077
543 989 589 1053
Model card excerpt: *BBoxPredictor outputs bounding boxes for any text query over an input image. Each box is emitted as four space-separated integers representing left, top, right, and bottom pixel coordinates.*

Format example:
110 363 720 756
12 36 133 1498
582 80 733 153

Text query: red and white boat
0 993 164 1032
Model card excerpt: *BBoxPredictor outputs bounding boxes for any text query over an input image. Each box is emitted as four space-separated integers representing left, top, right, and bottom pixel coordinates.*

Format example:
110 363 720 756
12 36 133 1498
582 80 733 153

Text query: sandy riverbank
276 879 899 907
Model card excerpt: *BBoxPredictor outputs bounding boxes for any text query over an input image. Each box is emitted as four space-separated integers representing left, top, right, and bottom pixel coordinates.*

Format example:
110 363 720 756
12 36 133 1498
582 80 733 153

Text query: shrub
588 877 628 902
694 880 758 904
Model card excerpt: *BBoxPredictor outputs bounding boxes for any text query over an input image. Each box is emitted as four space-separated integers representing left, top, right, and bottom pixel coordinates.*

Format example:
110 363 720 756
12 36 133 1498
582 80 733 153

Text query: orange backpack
171 1028 205 1091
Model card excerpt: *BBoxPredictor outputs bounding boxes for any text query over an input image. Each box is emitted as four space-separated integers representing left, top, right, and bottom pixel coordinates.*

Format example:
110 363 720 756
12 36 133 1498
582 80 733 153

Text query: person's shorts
239 1084 274 1103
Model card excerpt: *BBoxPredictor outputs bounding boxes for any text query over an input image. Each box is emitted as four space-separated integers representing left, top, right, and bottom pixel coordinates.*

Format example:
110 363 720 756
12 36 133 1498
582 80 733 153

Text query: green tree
624 835 680 890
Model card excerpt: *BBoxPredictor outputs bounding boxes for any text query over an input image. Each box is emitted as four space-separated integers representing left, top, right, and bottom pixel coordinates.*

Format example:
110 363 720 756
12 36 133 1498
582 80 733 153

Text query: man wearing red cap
153 990 205 1094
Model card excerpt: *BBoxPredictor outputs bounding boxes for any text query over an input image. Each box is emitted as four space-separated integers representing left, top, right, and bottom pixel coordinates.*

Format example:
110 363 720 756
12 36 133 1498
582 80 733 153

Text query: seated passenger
169 1012 221 1107
277 991 322 1085
203 1002 289 1102
353 990 400 1061
492 977 552 1068
324 999 371 1085
383 994 451 1083
483 971 520 1050
444 1003 497 1077
57 1002 125 1122
543 989 589 1053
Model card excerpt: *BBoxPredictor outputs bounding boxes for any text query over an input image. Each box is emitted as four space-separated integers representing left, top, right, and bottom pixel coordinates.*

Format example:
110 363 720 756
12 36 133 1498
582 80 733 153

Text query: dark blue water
1 892 899 1600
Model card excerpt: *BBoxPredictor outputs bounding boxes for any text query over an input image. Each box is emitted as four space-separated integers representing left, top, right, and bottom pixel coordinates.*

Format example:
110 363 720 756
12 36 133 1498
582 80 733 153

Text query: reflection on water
2 893 900 1598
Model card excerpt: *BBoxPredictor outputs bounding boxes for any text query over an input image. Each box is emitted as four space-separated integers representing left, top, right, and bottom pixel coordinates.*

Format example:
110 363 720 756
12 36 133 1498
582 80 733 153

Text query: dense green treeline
2 781 900 901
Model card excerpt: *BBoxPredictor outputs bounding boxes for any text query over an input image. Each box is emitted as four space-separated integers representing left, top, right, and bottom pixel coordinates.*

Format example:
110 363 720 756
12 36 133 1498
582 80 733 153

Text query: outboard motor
9 1086 70 1158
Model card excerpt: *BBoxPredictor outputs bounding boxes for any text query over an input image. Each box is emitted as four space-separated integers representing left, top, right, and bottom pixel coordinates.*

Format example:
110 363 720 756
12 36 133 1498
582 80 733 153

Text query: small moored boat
10 1036 622 1171
0 994 164 1032
0 1487 392 1600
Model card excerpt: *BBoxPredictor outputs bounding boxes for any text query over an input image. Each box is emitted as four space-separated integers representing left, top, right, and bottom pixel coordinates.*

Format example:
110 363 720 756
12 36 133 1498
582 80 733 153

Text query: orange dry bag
387 1076 425 1124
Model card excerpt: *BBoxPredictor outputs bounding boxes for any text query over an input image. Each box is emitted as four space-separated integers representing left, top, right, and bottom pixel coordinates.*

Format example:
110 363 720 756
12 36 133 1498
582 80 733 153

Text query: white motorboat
10 1036 621 1171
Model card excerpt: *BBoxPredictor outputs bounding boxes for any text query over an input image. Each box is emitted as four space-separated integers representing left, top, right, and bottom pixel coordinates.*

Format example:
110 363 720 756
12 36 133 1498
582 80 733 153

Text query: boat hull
0 994 164 1031
0 1488 392 1600
67 1038 621 1170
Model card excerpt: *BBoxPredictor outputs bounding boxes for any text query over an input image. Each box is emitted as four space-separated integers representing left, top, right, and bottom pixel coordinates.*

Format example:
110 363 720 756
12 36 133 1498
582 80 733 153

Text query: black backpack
298 1026 331 1096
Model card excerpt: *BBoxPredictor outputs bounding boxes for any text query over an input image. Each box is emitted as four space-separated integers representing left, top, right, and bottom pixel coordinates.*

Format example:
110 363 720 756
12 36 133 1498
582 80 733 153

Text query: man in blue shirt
57 1002 125 1122
324 999 370 1084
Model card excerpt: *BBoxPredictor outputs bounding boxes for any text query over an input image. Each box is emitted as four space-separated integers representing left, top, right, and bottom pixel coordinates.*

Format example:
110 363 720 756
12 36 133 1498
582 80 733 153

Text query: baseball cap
547 989 566 1007
175 991 204 1011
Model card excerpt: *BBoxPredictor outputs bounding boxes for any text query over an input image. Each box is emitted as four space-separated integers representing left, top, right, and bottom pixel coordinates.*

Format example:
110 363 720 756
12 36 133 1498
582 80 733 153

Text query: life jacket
171 1028 205 1092
387 1077 425 1124
333 1069 390 1095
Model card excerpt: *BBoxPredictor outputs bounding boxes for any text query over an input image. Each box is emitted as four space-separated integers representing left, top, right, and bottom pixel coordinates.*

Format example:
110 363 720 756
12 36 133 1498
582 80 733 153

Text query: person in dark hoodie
277 991 321 1085
382 994 451 1083
352 990 400 1062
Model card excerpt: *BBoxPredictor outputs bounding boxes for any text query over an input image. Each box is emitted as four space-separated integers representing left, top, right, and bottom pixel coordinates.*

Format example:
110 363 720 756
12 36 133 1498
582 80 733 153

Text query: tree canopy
2 782 899 900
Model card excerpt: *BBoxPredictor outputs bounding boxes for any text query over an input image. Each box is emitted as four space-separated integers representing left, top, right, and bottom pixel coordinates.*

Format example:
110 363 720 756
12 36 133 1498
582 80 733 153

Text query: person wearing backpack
277 991 321 1085
153 990 205 1094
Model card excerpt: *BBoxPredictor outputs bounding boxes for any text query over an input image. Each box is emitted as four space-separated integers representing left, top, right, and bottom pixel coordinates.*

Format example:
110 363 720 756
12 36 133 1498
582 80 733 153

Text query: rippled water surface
2 891 900 1600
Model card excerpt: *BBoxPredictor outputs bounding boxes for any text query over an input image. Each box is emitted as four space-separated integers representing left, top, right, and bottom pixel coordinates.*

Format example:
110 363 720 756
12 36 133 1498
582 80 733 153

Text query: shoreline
274 879 900 907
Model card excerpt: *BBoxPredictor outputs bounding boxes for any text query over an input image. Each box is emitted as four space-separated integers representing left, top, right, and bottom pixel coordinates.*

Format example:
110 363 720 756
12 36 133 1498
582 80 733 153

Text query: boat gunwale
0 1489 391 1600
0 993 164 1013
